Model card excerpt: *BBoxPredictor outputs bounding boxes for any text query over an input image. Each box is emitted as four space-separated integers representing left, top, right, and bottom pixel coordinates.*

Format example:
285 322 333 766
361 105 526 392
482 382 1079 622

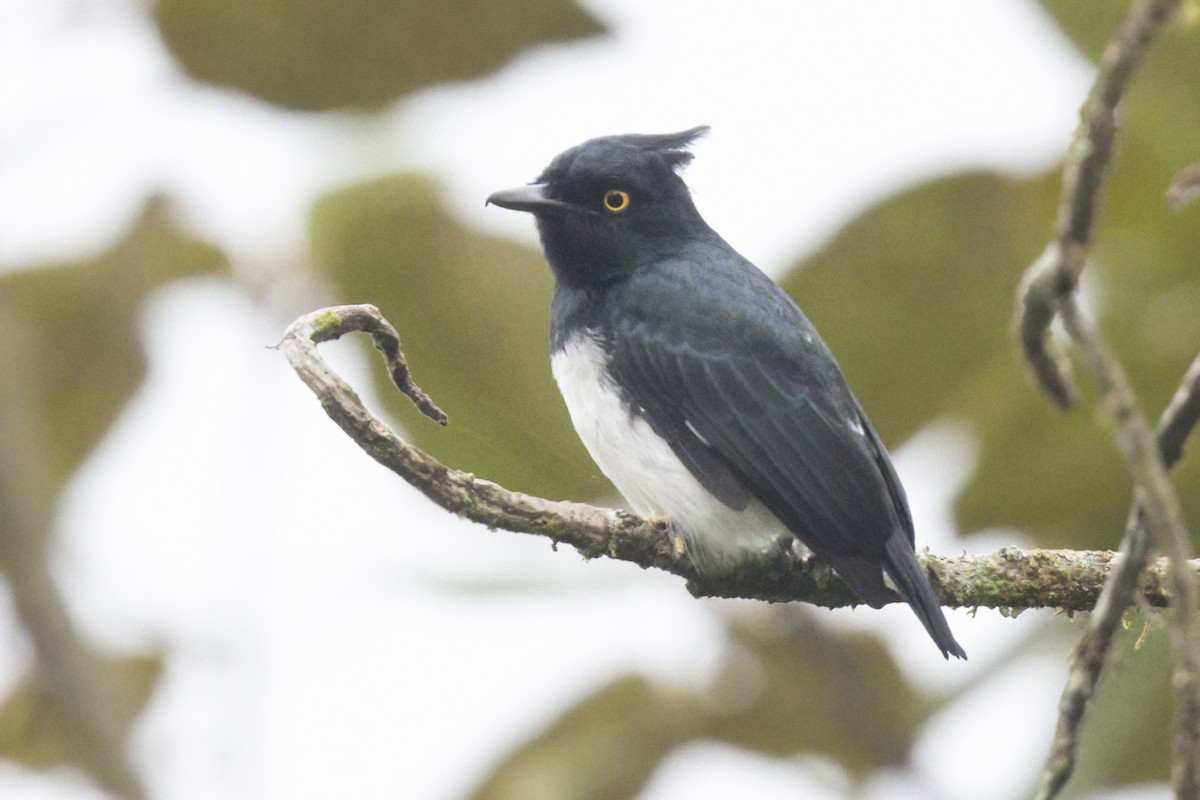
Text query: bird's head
487 126 711 288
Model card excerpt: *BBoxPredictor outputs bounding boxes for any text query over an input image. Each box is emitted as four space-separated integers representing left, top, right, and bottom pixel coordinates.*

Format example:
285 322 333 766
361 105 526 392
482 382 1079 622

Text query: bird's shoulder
609 238 838 380
551 233 855 416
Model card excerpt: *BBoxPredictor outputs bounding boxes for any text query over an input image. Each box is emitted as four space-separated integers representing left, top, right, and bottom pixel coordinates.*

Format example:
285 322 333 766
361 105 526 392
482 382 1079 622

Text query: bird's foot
775 534 811 567
646 515 687 561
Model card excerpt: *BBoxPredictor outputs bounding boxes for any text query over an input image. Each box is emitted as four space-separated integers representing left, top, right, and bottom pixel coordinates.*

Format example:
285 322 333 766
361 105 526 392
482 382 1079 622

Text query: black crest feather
611 126 709 171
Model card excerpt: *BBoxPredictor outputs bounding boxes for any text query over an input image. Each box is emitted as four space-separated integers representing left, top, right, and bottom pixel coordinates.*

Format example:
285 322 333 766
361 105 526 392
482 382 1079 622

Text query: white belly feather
551 333 784 574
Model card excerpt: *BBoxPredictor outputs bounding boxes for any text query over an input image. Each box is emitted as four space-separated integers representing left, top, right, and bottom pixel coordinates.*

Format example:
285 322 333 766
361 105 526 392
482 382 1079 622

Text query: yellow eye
603 189 631 213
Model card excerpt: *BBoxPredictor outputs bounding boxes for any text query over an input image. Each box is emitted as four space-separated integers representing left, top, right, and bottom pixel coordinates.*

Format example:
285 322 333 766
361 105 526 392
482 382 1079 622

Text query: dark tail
883 534 966 660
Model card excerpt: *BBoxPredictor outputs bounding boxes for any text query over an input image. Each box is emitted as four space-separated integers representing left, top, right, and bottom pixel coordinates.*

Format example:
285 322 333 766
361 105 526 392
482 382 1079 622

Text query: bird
486 126 965 660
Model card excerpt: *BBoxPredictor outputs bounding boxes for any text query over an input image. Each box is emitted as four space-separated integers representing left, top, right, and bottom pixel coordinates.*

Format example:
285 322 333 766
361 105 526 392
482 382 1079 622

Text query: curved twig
1015 0 1180 408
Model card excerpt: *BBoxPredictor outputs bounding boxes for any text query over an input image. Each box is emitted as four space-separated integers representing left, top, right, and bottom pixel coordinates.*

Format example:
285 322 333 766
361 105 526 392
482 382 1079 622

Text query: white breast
551 333 785 575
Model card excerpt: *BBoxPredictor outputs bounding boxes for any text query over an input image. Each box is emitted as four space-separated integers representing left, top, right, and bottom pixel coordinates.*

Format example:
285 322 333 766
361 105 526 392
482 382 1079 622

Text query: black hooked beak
486 183 572 214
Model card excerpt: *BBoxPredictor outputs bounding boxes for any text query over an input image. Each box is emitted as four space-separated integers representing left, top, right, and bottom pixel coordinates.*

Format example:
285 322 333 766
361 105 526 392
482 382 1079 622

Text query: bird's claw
647 515 687 560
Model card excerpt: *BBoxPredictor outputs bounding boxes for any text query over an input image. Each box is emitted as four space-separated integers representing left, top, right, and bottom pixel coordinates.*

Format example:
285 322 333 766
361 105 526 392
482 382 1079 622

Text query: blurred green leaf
470 675 696 800
1040 0 1138 61
310 173 611 502
153 0 605 111
0 652 162 780
0 196 229 486
469 608 926 799
710 609 925 775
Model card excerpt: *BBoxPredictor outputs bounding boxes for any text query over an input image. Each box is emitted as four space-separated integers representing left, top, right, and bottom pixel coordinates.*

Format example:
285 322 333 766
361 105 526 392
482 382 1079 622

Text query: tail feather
883 534 966 660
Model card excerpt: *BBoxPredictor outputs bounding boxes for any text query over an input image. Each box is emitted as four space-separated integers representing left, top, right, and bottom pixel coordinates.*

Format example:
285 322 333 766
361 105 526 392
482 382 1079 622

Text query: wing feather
606 290 907 565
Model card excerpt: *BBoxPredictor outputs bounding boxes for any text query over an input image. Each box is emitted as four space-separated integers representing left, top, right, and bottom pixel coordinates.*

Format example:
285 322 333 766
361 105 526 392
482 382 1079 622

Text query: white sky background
0 1 1169 799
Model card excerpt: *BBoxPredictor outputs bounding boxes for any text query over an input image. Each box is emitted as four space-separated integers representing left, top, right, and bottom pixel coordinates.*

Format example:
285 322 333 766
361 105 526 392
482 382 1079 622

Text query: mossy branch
280 304 1199 613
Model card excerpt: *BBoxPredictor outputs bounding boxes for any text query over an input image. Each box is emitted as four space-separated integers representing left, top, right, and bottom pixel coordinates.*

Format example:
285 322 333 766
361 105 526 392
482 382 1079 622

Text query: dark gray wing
603 256 914 602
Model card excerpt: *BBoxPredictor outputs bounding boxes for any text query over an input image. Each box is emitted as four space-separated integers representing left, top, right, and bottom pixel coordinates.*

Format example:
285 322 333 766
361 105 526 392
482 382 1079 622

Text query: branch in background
1010 2 1194 798
1070 318 1200 797
1159 354 1200 468
1015 0 1180 409
0 329 146 800
280 304 1200 613
1038 349 1200 800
